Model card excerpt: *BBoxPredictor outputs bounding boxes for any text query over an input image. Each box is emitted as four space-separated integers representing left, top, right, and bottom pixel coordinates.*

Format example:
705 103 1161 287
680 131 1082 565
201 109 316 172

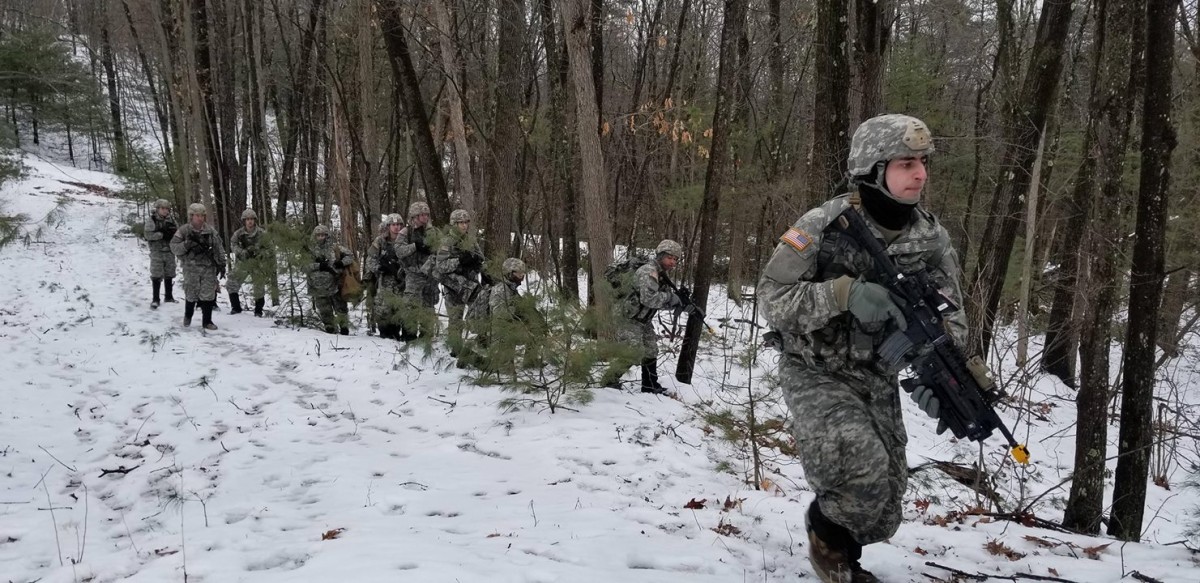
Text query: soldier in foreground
169 203 226 330
228 209 274 317
396 201 439 340
605 239 685 394
307 225 354 335
143 199 178 309
757 114 966 583
366 214 406 340
434 209 485 355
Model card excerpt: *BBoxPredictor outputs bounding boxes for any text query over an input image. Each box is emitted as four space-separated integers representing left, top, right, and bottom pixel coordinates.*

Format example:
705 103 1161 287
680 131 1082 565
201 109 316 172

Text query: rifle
834 205 1030 464
661 275 716 385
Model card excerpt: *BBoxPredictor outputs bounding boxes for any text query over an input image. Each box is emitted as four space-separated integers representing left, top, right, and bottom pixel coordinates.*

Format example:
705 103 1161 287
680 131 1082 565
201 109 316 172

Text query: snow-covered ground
1 154 1198 582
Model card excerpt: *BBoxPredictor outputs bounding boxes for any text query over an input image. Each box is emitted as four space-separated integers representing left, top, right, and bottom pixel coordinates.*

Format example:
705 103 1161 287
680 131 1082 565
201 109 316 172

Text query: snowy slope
1 154 1198 583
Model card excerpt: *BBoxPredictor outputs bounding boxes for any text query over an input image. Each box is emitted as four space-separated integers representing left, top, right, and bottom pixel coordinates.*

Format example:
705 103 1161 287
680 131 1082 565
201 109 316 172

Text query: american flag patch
780 227 813 252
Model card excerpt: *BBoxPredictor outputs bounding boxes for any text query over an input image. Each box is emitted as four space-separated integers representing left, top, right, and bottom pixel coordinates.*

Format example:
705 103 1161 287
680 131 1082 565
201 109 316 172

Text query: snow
1 153 1199 582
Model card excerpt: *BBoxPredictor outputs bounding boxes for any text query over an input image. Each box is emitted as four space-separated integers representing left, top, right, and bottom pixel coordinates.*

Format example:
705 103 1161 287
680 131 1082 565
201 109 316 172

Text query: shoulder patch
780 227 813 252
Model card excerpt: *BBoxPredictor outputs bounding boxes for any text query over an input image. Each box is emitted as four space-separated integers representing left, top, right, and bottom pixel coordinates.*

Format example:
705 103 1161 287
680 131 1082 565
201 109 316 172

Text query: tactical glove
217 265 226 279
677 286 692 307
668 292 683 308
908 384 948 434
846 280 907 329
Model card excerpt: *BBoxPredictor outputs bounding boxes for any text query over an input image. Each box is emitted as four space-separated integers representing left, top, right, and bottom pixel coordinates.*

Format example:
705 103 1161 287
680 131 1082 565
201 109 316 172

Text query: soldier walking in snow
433 208 485 355
169 203 226 330
396 201 439 340
227 209 275 317
602 239 685 394
757 114 969 583
307 225 354 335
143 199 178 309
366 214 406 340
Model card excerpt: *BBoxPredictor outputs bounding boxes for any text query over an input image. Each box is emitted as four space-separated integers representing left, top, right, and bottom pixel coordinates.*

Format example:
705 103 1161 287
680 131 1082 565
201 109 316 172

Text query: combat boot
254 297 265 317
229 292 243 315
806 502 878 583
151 278 162 309
163 278 176 302
201 301 218 330
640 357 668 394
183 301 195 327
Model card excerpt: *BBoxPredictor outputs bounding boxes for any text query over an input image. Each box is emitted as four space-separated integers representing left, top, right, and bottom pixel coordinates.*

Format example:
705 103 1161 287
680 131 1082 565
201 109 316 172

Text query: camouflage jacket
307 239 354 296
169 223 225 271
231 226 269 261
144 214 178 253
489 279 521 322
757 193 967 372
618 262 677 323
396 224 434 275
365 234 405 294
433 230 484 300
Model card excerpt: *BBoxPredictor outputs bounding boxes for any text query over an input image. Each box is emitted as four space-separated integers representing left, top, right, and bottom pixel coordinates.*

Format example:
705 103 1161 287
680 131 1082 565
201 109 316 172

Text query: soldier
395 201 439 340
362 219 390 335
433 209 485 355
604 240 685 394
169 203 226 330
756 114 966 583
143 199 178 309
228 209 274 317
307 225 354 335
366 214 406 340
466 257 544 371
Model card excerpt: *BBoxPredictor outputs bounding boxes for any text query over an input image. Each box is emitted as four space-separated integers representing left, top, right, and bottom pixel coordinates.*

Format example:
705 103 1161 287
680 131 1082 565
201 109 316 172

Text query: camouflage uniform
307 230 354 334
396 223 439 338
758 194 966 546
144 214 178 279
615 262 677 359
170 223 225 303
229 225 276 314
434 226 484 352
366 231 407 340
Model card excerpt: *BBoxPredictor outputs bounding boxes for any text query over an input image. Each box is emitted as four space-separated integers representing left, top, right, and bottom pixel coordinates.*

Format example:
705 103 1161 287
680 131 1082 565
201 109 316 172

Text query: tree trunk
1157 268 1190 358
540 0 580 300
484 0 525 258
376 0 451 226
433 0 476 215
561 0 614 326
275 0 326 221
1060 0 1140 535
678 0 748 384
100 16 128 174
966 0 1074 359
853 0 891 123
809 0 851 205
1109 0 1180 542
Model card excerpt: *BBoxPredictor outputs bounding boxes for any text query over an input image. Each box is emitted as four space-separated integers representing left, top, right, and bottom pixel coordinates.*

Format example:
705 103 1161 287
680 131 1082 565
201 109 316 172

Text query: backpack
604 254 651 298
465 282 495 322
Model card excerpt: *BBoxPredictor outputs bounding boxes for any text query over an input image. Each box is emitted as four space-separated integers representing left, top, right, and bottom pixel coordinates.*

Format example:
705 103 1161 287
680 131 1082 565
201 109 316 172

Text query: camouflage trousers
445 296 467 353
402 273 440 337
182 265 219 302
779 355 908 544
312 292 349 331
616 317 658 359
229 260 276 300
149 249 176 279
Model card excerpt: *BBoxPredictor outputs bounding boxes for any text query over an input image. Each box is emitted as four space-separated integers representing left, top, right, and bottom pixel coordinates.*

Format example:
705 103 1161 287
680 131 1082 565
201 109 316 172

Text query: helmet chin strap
853 160 919 205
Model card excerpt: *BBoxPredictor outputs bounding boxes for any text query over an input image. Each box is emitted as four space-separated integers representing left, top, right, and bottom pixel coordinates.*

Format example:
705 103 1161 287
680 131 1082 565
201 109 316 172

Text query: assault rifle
834 206 1030 464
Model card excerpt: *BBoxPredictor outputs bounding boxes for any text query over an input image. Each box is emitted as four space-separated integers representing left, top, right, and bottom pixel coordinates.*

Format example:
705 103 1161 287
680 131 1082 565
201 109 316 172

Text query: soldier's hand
847 281 907 329
909 385 948 434
218 266 227 279
677 286 692 307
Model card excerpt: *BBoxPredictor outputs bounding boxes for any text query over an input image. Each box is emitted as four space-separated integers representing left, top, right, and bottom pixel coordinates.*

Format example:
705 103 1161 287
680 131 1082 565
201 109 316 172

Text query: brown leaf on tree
684 498 707 510
1083 542 1111 560
984 539 1025 561
321 528 346 541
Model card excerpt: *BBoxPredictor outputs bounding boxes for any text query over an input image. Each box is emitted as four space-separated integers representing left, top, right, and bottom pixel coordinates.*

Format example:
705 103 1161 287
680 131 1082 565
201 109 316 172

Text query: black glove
217 265 226 279
161 221 177 241
415 237 431 255
908 385 948 435
677 286 692 308
460 252 483 273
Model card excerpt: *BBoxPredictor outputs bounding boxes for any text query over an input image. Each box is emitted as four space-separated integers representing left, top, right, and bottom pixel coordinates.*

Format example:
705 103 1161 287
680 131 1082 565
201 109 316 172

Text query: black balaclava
857 163 916 231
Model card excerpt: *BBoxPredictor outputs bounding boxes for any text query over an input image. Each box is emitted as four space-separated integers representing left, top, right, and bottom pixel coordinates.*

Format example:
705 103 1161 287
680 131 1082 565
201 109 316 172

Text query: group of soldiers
145 109 973 583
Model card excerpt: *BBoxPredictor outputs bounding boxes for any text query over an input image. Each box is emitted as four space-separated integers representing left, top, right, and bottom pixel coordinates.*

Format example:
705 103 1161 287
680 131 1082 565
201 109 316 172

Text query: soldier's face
413 213 430 227
884 157 928 202
157 207 171 218
244 218 256 230
454 220 469 234
316 234 328 244
512 272 526 285
190 214 205 228
388 223 402 237
661 254 678 271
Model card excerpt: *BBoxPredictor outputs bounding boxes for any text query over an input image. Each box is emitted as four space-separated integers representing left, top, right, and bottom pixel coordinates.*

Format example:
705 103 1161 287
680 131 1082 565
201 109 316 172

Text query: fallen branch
1130 572 1164 583
99 464 141 478
924 562 1078 583
38 445 77 473
978 512 1073 534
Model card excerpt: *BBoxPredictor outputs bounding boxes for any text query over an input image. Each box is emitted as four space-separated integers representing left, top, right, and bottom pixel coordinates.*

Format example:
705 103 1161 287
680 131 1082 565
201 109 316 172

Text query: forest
0 0 1197 544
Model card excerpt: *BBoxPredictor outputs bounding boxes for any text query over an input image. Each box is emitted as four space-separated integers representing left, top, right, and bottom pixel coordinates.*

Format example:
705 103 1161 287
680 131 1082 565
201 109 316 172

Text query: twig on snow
38 445 77 473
